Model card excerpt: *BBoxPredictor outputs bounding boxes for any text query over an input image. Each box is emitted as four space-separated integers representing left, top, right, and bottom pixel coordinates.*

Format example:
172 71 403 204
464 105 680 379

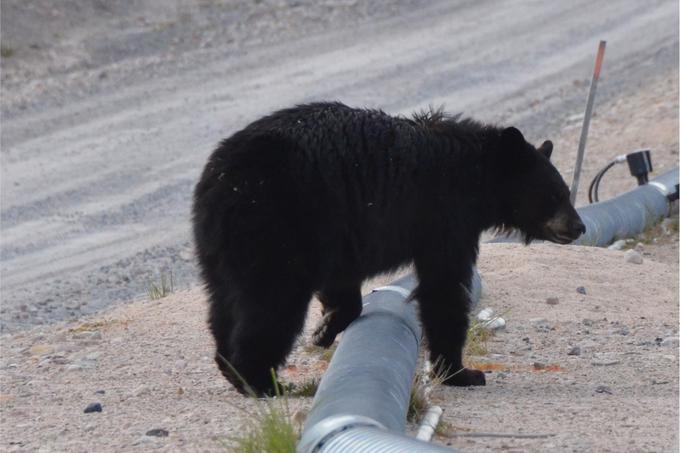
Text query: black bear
192 102 585 395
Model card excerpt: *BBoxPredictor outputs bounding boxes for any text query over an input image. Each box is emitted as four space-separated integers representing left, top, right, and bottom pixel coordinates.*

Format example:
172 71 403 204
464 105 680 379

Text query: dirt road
1 1 678 329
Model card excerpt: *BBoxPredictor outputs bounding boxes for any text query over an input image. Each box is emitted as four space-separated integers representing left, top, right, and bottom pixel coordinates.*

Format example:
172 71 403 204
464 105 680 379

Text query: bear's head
496 127 586 244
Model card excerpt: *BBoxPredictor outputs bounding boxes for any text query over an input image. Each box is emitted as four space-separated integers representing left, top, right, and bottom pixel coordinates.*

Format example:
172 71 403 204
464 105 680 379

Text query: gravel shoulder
0 243 677 452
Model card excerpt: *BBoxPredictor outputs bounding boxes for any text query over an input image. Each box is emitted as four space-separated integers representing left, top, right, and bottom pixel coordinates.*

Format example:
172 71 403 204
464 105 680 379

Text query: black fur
192 102 582 395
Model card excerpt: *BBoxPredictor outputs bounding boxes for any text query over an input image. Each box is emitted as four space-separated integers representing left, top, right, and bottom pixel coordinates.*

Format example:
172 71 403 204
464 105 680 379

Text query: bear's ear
501 126 525 149
538 140 553 159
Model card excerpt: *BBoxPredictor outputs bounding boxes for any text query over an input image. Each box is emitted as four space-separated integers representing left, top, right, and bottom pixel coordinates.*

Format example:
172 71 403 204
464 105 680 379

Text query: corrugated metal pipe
573 167 678 246
297 272 480 453
493 168 679 246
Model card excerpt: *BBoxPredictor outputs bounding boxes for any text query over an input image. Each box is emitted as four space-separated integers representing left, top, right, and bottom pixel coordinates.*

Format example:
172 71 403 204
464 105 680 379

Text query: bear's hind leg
312 283 362 348
226 282 313 396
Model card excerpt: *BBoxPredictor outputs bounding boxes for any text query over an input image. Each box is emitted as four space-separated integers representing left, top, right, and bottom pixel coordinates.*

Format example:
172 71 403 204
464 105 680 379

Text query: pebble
595 385 613 394
591 358 621 366
66 362 93 371
624 249 643 264
530 318 553 332
607 239 627 250
612 326 630 336
174 359 187 370
546 297 559 306
29 344 54 356
532 362 546 370
84 402 102 413
660 337 679 348
567 346 581 356
576 286 587 295
94 390 106 395
634 242 645 253
133 385 150 397
146 428 169 437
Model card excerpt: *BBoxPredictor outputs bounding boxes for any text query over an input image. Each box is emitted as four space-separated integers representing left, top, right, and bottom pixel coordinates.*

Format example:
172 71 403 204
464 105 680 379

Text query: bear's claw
312 312 339 348
443 368 486 386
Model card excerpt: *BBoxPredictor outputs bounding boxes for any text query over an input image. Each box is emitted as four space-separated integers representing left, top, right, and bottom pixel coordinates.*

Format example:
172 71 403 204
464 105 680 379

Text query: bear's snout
543 208 586 244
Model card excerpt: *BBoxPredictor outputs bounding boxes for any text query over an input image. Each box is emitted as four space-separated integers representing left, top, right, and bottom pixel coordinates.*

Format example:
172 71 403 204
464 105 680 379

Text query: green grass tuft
147 271 174 300
230 370 300 453
1 45 15 58
232 405 297 453
289 378 320 398
464 318 493 357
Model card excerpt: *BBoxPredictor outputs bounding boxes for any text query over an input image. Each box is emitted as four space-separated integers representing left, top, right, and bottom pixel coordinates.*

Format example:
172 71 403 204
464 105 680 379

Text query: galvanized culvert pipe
493 168 679 246
573 167 678 246
297 272 480 453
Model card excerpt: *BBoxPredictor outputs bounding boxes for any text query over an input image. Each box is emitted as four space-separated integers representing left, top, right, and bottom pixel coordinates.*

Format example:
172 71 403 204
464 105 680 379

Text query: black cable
588 160 617 204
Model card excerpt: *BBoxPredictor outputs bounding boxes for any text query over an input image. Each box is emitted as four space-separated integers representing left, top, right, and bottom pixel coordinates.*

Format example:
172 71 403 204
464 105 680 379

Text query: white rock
624 249 643 264
476 308 494 321
660 337 679 348
607 239 627 250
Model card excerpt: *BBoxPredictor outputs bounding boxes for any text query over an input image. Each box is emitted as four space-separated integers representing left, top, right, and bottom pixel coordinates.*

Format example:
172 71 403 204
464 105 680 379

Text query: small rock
651 379 669 385
29 344 54 356
545 297 559 306
607 239 626 250
146 428 169 437
174 359 187 370
496 372 508 379
530 318 553 332
576 286 587 295
133 385 149 397
85 352 102 361
612 326 630 336
582 318 595 327
660 337 679 348
591 358 621 366
624 249 643 264
66 362 95 371
567 346 581 356
94 390 105 395
595 385 612 394
84 402 102 413
532 362 546 370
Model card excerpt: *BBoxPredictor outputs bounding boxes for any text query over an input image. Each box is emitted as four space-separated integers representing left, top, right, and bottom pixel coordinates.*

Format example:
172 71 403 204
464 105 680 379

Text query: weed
68 320 107 333
147 271 174 300
1 45 15 58
289 378 320 398
408 370 429 423
320 343 337 362
231 404 297 453
408 359 449 423
464 318 493 357
228 370 300 453
306 343 337 362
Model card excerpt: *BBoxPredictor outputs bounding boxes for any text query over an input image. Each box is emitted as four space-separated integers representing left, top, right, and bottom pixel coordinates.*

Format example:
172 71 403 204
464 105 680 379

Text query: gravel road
1 0 678 331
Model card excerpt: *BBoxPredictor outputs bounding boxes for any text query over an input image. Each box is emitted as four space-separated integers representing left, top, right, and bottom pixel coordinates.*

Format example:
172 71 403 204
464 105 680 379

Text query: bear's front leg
414 262 486 387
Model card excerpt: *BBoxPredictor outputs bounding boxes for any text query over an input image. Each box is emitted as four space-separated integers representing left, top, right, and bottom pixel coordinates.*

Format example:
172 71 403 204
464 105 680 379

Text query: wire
587 155 628 204
588 160 616 203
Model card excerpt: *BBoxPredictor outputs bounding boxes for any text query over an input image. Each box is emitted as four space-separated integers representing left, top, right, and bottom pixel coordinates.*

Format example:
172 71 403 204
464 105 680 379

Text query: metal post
570 40 607 205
